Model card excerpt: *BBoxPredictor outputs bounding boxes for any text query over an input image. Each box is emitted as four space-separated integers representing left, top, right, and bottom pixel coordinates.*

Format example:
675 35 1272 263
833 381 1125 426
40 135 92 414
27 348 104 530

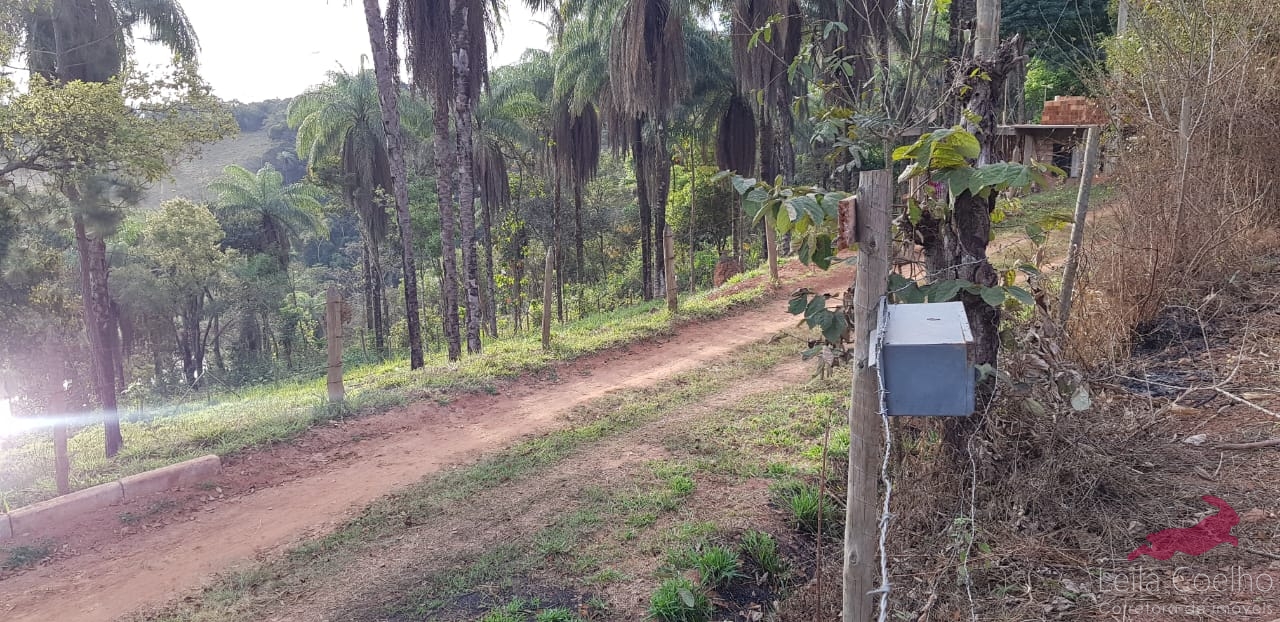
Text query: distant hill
137 99 304 211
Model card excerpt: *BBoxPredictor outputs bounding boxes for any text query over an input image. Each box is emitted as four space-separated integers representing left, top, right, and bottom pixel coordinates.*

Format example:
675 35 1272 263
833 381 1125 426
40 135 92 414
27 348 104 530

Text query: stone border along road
1 455 222 541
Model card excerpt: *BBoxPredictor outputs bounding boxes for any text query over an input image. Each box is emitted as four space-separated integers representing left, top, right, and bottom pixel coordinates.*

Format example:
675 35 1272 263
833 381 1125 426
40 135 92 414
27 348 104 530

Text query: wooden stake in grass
764 213 780 284
326 285 345 403
53 387 70 495
843 169 892 622
542 248 555 350
664 227 678 314
1058 125 1102 327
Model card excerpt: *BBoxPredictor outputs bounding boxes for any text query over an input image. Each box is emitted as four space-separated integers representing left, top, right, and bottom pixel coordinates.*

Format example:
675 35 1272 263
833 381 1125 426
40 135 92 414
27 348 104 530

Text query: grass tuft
648 576 713 622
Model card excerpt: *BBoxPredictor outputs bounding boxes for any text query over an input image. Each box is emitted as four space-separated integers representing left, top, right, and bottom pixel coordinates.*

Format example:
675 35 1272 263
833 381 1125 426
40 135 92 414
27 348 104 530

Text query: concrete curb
1 454 221 541
120 455 221 500
8 481 124 537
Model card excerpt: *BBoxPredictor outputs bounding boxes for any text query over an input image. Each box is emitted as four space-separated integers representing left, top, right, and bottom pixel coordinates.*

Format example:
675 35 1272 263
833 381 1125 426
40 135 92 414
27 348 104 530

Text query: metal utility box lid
880 302 975 417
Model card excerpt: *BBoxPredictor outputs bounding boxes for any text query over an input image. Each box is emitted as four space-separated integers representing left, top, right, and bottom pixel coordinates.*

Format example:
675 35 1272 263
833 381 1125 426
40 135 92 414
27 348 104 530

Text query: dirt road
0 264 853 622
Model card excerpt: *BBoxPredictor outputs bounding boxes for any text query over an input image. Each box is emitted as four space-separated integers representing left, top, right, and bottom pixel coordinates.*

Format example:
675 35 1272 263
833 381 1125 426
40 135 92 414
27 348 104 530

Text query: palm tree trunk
451 0 483 354
370 242 386 355
553 173 564 324
481 196 499 338
363 0 425 369
73 213 123 457
633 119 653 300
573 183 585 281
433 93 463 362
653 126 672 297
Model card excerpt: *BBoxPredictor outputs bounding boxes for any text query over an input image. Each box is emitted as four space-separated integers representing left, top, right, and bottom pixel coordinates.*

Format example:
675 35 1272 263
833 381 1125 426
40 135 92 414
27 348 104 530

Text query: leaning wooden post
842 169 893 622
326 285 345 403
664 227 678 314
764 215 780 284
1057 125 1101 327
541 248 555 350
52 387 70 495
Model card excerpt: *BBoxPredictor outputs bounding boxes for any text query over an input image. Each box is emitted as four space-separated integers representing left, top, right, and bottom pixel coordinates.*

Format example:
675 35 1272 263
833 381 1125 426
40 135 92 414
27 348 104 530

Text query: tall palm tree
14 0 199 457
361 0 426 369
400 0 463 361
208 164 324 274
287 66 429 358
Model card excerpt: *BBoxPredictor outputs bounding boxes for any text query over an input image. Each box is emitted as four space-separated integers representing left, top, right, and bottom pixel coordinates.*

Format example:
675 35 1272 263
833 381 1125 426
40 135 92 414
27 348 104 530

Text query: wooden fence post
53 387 70 496
1058 125 1101 327
843 169 893 622
326 285 345 403
664 228 678 314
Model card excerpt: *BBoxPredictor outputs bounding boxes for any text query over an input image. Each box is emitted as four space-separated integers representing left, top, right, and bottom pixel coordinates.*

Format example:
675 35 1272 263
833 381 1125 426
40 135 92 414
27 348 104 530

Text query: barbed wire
871 295 894 622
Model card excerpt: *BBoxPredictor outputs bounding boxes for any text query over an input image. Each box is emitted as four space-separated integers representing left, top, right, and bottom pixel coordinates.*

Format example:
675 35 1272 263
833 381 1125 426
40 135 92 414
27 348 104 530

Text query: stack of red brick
1040 96 1108 125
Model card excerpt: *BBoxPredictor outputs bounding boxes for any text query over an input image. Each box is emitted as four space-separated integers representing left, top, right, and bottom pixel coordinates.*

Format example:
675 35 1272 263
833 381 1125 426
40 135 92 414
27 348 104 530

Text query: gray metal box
879 302 975 417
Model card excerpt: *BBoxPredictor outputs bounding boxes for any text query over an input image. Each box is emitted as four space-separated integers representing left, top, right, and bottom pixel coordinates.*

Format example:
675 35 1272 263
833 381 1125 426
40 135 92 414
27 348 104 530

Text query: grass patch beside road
0 263 798 511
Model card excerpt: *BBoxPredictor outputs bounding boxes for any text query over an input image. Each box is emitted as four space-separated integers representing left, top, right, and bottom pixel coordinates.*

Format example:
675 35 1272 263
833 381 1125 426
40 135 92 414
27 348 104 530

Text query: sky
135 1 550 103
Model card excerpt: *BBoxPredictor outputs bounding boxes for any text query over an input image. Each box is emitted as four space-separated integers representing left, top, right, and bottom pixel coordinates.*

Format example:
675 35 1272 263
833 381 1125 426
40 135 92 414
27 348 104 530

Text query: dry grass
1068 0 1280 365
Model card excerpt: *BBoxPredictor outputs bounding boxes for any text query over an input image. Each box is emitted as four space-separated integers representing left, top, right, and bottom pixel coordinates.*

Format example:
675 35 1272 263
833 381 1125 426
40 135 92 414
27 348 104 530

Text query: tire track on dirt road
0 264 853 622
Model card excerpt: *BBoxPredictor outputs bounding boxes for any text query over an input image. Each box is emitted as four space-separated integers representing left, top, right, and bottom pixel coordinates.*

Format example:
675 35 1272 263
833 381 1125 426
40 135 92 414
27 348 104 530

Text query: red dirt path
0 262 854 622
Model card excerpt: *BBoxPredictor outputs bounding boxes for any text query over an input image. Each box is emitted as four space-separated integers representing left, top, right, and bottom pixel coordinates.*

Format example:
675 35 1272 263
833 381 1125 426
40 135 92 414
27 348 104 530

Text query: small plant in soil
534 607 584 622
648 576 713 622
692 545 742 588
739 530 786 582
772 480 842 535
2 539 55 570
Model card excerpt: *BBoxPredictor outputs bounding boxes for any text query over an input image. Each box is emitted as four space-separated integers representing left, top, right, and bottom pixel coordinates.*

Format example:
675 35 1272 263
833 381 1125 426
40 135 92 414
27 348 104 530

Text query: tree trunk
688 147 697 293
362 0 425 369
481 196 498 338
574 182 585 282
541 248 554 350
451 0 483 355
432 92 463 362
369 241 385 355
553 172 565 323
925 37 1023 454
72 213 122 457
653 126 671 298
634 119 654 300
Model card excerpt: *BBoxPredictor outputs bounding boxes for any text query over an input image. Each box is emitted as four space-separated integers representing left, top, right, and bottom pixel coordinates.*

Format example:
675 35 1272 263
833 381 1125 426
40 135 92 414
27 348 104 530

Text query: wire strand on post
872 295 894 622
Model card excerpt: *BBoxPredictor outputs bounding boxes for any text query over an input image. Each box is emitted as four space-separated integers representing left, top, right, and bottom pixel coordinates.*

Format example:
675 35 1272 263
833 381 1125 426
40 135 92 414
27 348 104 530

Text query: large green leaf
805 294 828 327
980 286 1007 307
822 314 848 344
928 279 967 302
732 176 758 194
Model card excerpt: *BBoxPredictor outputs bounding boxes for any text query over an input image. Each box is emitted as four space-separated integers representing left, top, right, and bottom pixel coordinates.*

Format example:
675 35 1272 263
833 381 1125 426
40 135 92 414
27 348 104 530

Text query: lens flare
0 398 13 437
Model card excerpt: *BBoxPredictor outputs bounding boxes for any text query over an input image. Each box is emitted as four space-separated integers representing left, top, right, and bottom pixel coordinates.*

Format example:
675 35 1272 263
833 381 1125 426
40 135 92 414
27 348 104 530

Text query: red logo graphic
1128 496 1240 561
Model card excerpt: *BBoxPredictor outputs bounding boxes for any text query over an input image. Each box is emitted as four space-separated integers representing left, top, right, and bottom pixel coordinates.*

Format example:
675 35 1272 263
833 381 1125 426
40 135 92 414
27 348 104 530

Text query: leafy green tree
115 200 227 385
5 0 233 455
209 164 324 274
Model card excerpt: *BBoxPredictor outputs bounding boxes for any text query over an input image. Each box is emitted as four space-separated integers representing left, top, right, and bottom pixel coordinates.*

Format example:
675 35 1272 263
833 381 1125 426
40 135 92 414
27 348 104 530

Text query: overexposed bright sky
135 0 549 102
